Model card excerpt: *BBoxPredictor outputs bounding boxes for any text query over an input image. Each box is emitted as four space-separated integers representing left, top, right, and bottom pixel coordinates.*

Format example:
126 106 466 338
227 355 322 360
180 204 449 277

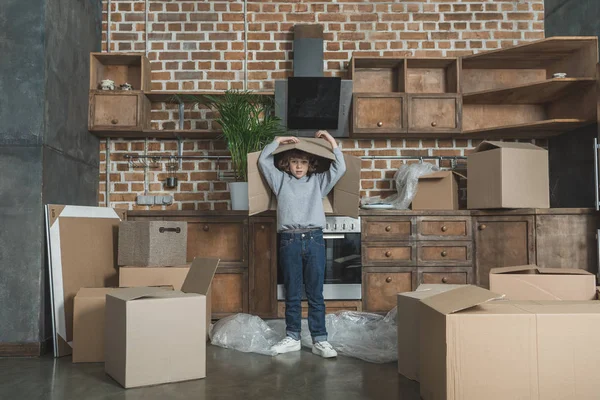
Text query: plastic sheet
361 162 438 209
210 308 398 363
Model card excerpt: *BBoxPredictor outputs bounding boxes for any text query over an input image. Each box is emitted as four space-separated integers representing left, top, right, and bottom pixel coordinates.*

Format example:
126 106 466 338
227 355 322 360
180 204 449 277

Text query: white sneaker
312 341 337 358
271 337 301 354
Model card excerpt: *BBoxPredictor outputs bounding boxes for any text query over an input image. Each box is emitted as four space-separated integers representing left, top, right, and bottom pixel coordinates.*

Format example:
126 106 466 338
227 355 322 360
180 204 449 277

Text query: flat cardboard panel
397 284 464 381
467 141 549 209
45 205 123 358
105 294 206 388
420 285 503 315
248 138 360 218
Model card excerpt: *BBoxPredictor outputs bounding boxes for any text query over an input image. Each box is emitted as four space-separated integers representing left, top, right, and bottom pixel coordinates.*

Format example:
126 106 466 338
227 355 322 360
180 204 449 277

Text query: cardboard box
118 265 214 340
420 285 600 400
396 284 465 381
467 141 549 209
412 171 464 210
118 221 187 266
490 265 596 301
105 258 219 389
247 137 362 218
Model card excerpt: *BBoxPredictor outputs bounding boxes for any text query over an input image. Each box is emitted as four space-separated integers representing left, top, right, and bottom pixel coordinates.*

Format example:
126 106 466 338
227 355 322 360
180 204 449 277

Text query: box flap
333 153 361 218
418 171 450 180
248 151 272 216
420 285 503 315
181 257 220 295
271 137 336 161
75 287 117 298
107 286 172 302
400 284 465 300
474 140 545 153
536 267 593 276
491 265 538 274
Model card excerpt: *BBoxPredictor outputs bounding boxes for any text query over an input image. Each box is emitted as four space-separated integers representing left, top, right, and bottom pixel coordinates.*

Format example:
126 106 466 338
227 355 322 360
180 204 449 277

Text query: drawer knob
377 121 383 127
111 119 119 125
478 224 487 231
260 225 265 230
431 121 437 127
386 277 392 283
442 277 448 283
385 251 392 258
385 225 391 232
441 250 448 257
203 225 209 232
441 225 448 232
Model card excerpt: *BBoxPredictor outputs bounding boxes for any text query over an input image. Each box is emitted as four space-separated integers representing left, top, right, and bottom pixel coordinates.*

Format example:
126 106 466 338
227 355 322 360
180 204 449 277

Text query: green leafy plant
200 90 284 182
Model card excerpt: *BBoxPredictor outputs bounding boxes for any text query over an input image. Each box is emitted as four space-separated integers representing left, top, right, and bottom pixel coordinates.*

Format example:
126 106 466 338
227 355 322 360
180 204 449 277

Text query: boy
258 130 346 358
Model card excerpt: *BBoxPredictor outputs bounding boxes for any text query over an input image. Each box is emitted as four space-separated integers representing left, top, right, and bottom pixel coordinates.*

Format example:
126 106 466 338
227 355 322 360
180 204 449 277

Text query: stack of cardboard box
397 267 599 399
72 220 218 389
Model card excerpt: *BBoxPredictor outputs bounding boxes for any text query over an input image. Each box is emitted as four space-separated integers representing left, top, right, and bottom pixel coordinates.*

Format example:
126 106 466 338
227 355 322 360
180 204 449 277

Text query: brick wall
100 0 545 210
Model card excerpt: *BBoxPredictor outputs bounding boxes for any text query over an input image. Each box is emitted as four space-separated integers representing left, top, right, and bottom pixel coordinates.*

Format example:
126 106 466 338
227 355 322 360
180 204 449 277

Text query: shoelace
317 342 333 350
281 337 298 345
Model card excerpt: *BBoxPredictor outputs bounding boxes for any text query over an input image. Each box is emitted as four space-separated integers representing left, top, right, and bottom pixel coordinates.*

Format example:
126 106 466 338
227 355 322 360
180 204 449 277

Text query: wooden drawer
362 242 416 266
417 241 472 266
417 217 472 240
421 272 468 285
89 91 149 131
363 268 416 313
353 93 406 135
362 217 414 241
407 94 461 133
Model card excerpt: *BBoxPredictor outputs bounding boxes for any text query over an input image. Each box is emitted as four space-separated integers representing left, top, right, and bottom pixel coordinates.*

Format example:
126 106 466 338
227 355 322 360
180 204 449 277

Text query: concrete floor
0 345 419 400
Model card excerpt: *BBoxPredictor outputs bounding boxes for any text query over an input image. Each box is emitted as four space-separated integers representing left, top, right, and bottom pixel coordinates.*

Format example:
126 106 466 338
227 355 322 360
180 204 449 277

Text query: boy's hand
315 130 338 148
276 136 299 145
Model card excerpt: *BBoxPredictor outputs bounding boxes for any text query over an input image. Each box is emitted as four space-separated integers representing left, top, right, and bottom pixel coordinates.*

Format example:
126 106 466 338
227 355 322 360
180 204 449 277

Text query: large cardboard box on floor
412 171 464 210
105 258 219 389
396 284 464 381
118 221 187 266
247 137 362 218
118 264 215 341
490 265 596 301
419 285 600 400
467 141 549 209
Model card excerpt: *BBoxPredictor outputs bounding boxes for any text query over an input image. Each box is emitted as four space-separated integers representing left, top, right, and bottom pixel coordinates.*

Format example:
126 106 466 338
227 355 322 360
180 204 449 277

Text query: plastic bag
210 307 398 363
362 162 438 209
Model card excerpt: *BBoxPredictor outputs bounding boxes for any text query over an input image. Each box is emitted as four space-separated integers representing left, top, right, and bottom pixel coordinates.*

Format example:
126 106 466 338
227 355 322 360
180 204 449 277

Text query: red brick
248 61 276 70
399 32 428 40
444 13 473 21
350 14 378 22
287 13 316 22
381 14 409 22
318 14 347 22
190 13 218 22
413 13 440 21
157 13 186 22
508 13 534 20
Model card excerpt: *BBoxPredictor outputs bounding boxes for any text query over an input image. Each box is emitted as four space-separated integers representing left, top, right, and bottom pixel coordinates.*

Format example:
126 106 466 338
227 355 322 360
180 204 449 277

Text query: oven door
277 233 362 300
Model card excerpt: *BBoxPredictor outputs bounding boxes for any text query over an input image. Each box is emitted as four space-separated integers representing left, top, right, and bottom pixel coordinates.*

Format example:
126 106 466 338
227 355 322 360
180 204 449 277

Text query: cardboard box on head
467 141 549 209
247 137 362 218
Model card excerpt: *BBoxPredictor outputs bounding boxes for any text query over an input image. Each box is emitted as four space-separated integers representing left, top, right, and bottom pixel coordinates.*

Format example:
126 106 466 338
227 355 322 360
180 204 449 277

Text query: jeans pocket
311 236 325 248
279 238 293 250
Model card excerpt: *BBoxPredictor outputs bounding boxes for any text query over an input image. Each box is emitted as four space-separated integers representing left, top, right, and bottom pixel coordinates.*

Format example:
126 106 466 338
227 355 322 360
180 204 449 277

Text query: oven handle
323 234 346 240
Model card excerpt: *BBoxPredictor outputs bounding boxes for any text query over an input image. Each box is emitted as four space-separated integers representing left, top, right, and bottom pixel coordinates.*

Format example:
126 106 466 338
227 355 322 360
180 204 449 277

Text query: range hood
274 24 352 138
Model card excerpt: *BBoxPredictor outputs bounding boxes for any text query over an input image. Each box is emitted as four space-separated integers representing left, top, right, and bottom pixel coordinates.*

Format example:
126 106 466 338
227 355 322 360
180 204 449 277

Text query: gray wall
545 0 600 208
0 0 102 346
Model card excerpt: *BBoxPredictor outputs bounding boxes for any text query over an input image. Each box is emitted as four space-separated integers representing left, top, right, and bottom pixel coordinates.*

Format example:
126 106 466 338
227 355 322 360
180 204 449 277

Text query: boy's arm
258 136 298 194
315 131 347 196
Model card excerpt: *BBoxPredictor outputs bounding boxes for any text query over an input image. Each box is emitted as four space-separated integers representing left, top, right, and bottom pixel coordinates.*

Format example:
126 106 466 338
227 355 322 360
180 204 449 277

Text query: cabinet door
182 218 247 266
362 267 416 313
353 94 406 135
212 267 248 318
249 217 278 318
474 216 535 288
90 92 140 129
408 95 461 134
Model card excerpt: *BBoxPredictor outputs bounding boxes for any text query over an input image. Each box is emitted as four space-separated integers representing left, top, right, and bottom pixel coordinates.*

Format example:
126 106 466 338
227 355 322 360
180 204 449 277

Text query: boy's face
289 157 309 179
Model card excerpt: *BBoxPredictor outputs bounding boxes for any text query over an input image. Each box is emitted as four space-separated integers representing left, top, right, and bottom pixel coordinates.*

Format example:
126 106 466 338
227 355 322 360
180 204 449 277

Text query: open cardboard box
412 171 465 210
105 258 219 389
419 285 600 400
247 138 362 218
489 265 596 301
467 141 549 209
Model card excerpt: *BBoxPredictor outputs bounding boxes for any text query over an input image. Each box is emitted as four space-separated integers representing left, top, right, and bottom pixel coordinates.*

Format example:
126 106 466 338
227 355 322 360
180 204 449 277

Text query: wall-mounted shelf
145 91 275 102
461 119 592 139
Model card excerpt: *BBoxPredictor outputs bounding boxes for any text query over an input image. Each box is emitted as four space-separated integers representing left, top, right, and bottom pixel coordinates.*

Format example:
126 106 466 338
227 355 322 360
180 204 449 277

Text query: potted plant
202 90 284 210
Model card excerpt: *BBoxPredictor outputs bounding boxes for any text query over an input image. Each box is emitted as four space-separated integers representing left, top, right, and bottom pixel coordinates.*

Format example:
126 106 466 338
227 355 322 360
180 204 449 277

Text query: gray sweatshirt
258 140 347 232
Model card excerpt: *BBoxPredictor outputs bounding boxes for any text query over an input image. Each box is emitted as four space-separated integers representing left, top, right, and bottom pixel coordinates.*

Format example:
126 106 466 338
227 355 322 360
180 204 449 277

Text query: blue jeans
279 229 327 343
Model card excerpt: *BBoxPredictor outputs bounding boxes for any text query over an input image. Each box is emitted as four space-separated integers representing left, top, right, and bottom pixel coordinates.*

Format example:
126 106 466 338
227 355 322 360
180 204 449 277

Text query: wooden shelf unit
349 36 598 139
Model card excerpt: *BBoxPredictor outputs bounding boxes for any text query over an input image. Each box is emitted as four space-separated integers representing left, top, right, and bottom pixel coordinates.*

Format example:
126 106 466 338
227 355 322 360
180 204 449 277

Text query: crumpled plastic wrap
210 307 398 363
361 162 439 209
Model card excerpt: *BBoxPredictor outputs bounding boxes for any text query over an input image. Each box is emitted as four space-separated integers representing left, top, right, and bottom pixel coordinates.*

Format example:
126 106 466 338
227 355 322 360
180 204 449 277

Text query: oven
277 216 362 300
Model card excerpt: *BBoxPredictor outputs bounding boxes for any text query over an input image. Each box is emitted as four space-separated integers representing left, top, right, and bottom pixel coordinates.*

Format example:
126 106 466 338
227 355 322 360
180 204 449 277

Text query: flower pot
229 182 249 210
